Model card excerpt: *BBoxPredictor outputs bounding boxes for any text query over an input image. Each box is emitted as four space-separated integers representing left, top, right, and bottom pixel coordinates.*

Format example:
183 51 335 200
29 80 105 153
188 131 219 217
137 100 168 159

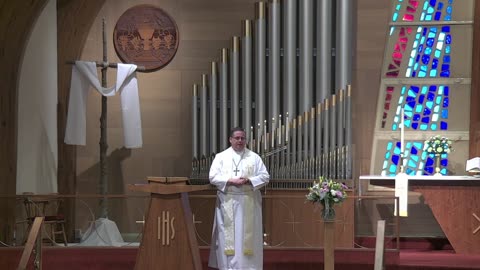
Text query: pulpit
128 177 213 270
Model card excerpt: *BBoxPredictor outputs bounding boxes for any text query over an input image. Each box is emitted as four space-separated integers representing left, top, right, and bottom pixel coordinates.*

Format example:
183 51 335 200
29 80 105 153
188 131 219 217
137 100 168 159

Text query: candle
271 118 275 148
257 123 261 153
264 120 267 151
250 126 254 149
285 112 289 143
400 108 405 155
278 114 282 145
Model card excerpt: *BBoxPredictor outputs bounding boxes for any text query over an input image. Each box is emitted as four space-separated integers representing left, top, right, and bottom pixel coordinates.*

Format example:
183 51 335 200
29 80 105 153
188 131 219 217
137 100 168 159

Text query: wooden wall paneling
0 0 49 243
263 190 354 248
470 1 480 158
189 190 354 248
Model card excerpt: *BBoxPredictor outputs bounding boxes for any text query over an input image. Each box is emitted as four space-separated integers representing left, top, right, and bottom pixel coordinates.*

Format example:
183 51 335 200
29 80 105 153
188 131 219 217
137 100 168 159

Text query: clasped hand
228 177 250 186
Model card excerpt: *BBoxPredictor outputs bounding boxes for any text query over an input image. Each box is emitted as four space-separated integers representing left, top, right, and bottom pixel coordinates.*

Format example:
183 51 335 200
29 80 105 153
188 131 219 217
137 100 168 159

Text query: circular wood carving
113 5 179 72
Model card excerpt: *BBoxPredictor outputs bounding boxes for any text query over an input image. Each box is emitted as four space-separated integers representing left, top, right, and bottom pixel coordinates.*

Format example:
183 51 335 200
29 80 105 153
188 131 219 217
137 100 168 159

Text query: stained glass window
376 0 472 176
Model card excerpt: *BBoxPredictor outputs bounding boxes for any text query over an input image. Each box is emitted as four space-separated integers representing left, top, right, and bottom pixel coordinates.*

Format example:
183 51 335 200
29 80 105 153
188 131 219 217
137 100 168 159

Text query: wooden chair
22 194 68 246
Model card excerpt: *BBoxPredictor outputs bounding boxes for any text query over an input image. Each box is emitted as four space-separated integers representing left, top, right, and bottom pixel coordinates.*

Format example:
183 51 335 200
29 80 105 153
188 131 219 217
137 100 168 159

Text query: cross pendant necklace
232 151 245 176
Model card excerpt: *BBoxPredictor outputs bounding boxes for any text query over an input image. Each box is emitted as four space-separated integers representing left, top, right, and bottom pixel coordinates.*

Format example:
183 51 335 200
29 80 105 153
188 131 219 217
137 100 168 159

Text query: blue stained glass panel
418 95 425 103
445 34 451 44
426 101 434 109
426 157 434 166
441 121 448 130
422 55 430 64
440 70 450 77
443 97 449 107
442 109 448 118
426 38 435 47
408 160 417 167
441 158 448 166
392 155 400 165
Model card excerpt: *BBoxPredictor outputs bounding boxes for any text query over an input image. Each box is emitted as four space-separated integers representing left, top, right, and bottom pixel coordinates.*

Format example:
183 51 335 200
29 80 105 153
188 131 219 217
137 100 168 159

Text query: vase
434 155 442 176
321 201 336 221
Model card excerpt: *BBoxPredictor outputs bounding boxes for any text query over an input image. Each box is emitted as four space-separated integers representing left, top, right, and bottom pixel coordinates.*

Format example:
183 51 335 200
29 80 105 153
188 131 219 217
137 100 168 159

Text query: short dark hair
229 127 245 137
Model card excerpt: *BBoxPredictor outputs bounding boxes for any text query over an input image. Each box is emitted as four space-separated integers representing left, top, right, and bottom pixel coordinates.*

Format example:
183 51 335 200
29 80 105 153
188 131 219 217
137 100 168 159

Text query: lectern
128 176 213 269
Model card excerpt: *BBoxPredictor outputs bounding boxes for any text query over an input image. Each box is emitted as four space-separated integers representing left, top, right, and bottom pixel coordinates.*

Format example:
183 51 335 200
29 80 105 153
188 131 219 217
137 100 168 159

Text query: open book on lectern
466 157 480 173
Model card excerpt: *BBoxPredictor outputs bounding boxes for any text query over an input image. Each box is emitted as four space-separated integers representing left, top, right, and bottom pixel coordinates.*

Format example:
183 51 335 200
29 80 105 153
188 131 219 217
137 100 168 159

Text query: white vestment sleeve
209 152 229 192
249 153 270 190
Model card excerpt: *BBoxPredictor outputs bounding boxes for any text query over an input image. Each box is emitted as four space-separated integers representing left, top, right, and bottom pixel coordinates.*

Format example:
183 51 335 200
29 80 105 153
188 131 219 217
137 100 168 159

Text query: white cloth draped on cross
65 61 143 148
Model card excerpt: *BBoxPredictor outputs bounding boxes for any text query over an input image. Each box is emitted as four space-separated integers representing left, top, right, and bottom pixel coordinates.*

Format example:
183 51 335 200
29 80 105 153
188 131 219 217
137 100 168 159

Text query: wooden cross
68 19 144 218
233 168 240 176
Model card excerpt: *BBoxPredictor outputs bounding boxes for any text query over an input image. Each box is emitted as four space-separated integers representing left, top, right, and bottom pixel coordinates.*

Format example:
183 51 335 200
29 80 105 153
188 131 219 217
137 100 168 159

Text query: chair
22 194 68 246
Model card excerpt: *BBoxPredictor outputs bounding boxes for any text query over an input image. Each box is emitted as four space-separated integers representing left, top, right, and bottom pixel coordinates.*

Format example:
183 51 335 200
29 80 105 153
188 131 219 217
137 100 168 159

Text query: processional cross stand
69 18 145 218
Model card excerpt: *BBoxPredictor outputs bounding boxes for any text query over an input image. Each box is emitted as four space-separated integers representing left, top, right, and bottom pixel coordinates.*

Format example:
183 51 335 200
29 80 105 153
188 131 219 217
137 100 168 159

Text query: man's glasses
232 136 246 141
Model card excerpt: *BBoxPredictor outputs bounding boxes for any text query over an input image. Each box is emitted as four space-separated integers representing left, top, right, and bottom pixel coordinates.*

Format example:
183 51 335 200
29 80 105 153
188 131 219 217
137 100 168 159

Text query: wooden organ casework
189 0 356 248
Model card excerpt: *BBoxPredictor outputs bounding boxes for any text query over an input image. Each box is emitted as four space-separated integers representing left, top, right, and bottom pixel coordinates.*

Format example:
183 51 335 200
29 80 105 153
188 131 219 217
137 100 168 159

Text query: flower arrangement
306 177 348 220
424 135 453 156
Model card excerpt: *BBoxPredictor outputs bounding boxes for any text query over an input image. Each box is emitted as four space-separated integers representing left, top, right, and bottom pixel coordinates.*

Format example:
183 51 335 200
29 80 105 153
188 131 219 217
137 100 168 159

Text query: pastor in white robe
208 147 270 270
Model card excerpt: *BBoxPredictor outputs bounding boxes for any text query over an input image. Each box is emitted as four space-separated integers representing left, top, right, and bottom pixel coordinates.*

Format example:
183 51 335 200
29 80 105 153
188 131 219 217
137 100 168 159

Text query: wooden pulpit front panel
135 193 201 270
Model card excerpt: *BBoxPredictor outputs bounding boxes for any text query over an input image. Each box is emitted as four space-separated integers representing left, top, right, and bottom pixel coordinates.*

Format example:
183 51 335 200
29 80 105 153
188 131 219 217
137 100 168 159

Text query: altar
359 175 480 254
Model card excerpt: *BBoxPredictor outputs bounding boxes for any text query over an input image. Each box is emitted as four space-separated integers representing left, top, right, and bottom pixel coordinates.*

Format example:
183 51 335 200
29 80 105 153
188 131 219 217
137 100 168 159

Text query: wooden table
359 175 480 254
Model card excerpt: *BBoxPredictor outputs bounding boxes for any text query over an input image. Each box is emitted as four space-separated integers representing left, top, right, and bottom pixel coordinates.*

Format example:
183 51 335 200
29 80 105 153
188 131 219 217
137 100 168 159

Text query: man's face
229 130 247 152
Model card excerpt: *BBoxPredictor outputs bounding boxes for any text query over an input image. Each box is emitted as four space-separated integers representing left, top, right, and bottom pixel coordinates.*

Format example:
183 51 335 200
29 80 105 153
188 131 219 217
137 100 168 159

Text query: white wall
17 0 58 194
